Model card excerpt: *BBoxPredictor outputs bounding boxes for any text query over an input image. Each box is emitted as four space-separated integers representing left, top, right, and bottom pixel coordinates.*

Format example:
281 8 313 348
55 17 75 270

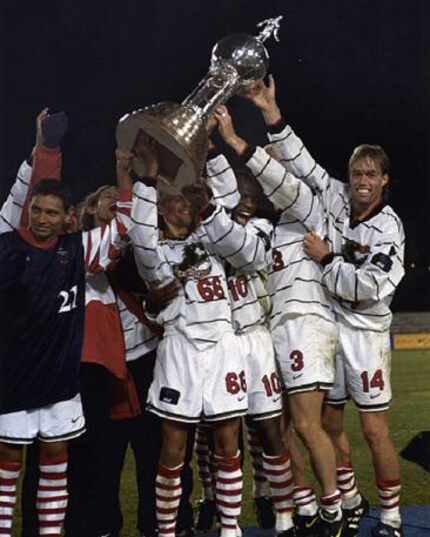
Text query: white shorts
0 394 86 445
239 325 283 422
147 332 248 423
272 314 337 395
326 323 392 412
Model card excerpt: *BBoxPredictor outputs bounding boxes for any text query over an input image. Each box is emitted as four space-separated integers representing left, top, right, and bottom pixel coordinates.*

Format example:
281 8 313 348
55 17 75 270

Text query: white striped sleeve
246 146 322 230
206 154 240 210
0 160 32 234
322 228 405 303
129 181 175 286
268 124 332 195
201 204 272 272
82 189 133 273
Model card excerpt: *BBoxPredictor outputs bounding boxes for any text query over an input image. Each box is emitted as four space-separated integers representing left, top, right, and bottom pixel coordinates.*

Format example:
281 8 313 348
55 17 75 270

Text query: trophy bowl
210 33 269 86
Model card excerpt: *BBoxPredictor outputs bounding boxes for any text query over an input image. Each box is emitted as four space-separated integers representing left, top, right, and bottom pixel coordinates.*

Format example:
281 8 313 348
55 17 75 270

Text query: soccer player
0 127 135 537
218 96 343 536
256 78 405 537
130 142 271 537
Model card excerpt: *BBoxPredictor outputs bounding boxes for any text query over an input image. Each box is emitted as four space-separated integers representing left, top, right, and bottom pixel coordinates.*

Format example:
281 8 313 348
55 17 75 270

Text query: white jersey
243 146 334 329
116 295 159 361
268 124 405 331
0 160 33 233
131 180 269 350
206 154 272 334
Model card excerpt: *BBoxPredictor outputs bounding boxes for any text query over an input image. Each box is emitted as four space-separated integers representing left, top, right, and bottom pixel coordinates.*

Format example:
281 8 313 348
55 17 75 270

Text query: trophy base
116 102 209 190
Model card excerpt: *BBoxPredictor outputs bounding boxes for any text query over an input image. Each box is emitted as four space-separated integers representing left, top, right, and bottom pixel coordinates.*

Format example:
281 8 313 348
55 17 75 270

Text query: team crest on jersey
56 247 70 265
342 239 370 267
173 242 212 281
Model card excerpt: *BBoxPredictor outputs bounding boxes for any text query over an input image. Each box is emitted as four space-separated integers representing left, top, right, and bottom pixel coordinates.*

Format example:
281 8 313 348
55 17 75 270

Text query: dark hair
31 179 72 211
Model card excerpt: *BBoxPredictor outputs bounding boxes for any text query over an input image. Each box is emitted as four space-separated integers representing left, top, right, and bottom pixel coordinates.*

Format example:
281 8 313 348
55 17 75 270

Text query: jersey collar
18 228 60 250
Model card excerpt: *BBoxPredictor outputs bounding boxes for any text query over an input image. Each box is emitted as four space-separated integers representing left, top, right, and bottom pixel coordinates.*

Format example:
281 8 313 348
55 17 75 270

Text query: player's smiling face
162 194 194 231
29 194 67 241
349 157 388 213
233 196 257 226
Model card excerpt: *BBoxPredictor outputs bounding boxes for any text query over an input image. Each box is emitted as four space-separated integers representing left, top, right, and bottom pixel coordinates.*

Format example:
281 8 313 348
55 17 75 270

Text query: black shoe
371 521 404 537
293 513 319 537
195 499 217 532
312 510 343 537
254 496 275 529
342 496 370 537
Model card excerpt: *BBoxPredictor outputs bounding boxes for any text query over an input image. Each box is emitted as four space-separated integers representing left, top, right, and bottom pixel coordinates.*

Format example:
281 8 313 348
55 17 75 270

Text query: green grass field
11 350 430 536
117 350 430 535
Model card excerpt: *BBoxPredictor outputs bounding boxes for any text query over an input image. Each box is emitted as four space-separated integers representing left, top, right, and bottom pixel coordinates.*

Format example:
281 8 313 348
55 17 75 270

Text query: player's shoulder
374 205 404 236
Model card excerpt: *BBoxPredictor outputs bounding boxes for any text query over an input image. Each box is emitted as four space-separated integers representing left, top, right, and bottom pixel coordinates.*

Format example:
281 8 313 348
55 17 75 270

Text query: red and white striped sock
320 489 342 521
0 460 21 536
377 479 401 529
195 424 215 501
156 463 183 537
215 451 242 537
337 465 362 509
37 453 68 536
262 452 294 533
247 422 270 498
293 486 318 517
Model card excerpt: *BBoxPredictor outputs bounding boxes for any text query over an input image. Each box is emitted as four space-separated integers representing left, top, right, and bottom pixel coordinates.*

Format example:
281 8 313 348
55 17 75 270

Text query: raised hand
35 108 49 147
239 75 282 125
214 105 248 156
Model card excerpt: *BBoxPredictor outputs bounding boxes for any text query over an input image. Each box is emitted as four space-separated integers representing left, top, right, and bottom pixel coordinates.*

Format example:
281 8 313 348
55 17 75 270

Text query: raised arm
214 106 323 232
197 202 273 272
240 76 333 196
0 110 64 233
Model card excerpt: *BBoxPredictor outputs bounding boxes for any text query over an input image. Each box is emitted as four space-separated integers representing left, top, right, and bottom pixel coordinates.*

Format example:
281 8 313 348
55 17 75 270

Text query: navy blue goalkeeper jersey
0 229 85 413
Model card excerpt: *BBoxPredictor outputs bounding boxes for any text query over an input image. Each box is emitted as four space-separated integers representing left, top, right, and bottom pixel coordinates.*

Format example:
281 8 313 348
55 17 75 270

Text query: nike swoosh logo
293 374 303 380
370 393 382 399
272 396 281 403
305 517 318 529
237 395 246 402
71 416 82 424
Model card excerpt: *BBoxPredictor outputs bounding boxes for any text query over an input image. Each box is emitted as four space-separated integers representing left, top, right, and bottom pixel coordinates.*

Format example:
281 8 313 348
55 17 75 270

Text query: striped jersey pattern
244 146 335 329
132 182 269 349
268 125 405 331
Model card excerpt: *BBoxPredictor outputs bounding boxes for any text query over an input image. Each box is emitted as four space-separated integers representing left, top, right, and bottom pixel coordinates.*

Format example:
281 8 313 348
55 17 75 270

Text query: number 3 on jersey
272 249 285 272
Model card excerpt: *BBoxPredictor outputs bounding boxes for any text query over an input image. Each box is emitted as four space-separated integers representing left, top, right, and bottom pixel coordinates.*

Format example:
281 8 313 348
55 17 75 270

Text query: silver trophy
116 16 283 187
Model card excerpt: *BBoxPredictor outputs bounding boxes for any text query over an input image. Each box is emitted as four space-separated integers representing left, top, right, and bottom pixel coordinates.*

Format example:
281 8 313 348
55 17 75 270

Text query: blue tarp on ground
203 506 430 536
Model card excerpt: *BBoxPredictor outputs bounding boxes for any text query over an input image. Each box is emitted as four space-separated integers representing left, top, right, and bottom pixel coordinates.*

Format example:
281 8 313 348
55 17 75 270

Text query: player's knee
254 418 284 455
293 416 319 443
361 413 390 447
39 440 68 462
322 408 344 438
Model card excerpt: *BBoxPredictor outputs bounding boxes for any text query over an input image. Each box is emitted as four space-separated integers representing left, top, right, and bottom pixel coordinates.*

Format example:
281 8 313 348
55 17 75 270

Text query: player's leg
244 326 294 535
194 422 218 532
212 417 243 537
245 418 275 529
0 441 25 536
282 411 319 533
360 411 402 536
252 416 295 536
322 402 368 537
343 326 401 536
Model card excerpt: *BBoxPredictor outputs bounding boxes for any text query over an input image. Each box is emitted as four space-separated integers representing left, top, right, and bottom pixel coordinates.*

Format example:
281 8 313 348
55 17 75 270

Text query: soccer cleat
371 521 404 537
293 513 319 537
342 496 370 537
311 510 344 537
195 499 217 532
254 496 276 529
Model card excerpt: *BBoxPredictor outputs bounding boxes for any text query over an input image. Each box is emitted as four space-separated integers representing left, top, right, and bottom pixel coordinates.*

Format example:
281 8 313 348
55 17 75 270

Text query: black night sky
2 0 430 308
